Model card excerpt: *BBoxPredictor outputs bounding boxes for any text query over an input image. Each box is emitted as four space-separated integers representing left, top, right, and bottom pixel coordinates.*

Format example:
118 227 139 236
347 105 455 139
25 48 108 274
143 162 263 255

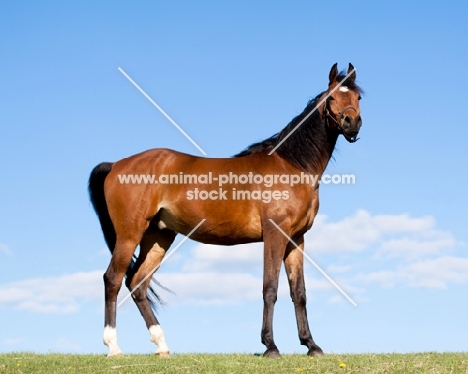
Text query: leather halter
324 101 360 143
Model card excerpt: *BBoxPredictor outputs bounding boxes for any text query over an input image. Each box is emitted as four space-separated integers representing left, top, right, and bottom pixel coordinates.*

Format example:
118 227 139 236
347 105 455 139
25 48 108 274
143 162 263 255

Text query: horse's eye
328 97 335 101
358 95 362 100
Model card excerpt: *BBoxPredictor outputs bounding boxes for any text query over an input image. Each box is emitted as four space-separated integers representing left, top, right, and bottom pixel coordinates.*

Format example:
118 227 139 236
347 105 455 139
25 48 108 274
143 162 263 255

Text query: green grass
0 352 467 374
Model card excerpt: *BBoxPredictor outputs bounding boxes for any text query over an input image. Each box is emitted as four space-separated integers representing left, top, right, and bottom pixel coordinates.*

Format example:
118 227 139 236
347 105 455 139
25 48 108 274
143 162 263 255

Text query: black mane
234 73 362 172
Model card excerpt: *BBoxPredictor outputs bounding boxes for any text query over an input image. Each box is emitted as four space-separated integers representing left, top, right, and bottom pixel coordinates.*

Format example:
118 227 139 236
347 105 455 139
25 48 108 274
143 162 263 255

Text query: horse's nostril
356 116 362 128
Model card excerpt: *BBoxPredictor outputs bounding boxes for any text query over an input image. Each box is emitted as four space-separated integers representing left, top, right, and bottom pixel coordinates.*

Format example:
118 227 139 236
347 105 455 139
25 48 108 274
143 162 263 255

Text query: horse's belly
157 204 263 245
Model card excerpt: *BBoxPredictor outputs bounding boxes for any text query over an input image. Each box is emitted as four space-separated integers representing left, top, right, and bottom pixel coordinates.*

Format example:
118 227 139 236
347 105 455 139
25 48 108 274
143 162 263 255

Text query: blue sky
1 1 467 355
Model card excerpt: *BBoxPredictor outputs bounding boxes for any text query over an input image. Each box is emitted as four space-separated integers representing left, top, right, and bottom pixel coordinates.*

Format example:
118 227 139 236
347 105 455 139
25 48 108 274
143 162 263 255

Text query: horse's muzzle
341 115 362 143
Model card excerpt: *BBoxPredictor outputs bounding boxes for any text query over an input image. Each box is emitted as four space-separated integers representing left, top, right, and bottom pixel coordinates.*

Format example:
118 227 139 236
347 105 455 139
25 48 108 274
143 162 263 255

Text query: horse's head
324 63 362 143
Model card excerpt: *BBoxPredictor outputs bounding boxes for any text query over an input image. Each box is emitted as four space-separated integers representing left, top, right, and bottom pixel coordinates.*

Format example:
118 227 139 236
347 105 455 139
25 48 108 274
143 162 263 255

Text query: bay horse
88 63 362 358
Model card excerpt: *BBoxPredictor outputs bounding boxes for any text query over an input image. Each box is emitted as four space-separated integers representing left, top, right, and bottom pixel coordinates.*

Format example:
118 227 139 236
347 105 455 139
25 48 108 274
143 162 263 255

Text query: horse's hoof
307 346 324 357
107 351 123 358
155 351 170 358
263 348 281 359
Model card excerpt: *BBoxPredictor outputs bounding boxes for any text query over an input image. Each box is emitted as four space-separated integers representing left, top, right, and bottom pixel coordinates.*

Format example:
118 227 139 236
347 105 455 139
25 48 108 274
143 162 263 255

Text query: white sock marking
149 325 169 353
103 325 122 356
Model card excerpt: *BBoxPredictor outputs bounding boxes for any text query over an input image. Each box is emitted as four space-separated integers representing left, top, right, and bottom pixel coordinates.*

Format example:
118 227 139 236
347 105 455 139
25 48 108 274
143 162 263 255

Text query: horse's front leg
283 236 323 356
261 221 290 358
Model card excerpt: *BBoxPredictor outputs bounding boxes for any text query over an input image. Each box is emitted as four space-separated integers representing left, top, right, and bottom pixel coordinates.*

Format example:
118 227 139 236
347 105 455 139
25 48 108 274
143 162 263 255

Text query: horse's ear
348 63 356 82
329 63 338 86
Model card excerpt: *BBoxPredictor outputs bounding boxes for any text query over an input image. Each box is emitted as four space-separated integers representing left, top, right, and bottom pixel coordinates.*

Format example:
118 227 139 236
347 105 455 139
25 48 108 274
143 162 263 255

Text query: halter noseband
324 101 360 143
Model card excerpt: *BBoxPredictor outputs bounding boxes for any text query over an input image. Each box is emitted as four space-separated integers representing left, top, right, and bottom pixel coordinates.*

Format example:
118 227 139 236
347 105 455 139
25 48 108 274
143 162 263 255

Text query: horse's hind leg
283 236 323 356
126 227 176 356
103 237 141 357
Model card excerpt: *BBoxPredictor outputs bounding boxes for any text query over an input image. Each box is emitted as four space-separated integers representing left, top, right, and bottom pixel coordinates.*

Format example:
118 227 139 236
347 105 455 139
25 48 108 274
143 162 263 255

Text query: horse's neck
315 128 339 175
307 109 341 177
277 111 340 175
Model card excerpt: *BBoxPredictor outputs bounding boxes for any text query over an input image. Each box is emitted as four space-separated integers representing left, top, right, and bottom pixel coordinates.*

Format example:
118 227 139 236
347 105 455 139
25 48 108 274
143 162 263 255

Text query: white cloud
157 272 334 306
0 271 103 314
0 210 465 313
177 210 451 276
158 272 263 305
306 210 383 252
305 210 452 257
183 242 263 272
373 213 434 232
354 256 468 290
169 239 350 305
375 231 457 260
404 256 468 289
311 211 466 290
165 210 466 302
0 243 13 256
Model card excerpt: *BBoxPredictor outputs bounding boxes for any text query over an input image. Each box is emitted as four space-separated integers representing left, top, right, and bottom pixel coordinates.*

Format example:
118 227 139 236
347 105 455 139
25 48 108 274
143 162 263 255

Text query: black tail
88 162 116 252
88 162 166 311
